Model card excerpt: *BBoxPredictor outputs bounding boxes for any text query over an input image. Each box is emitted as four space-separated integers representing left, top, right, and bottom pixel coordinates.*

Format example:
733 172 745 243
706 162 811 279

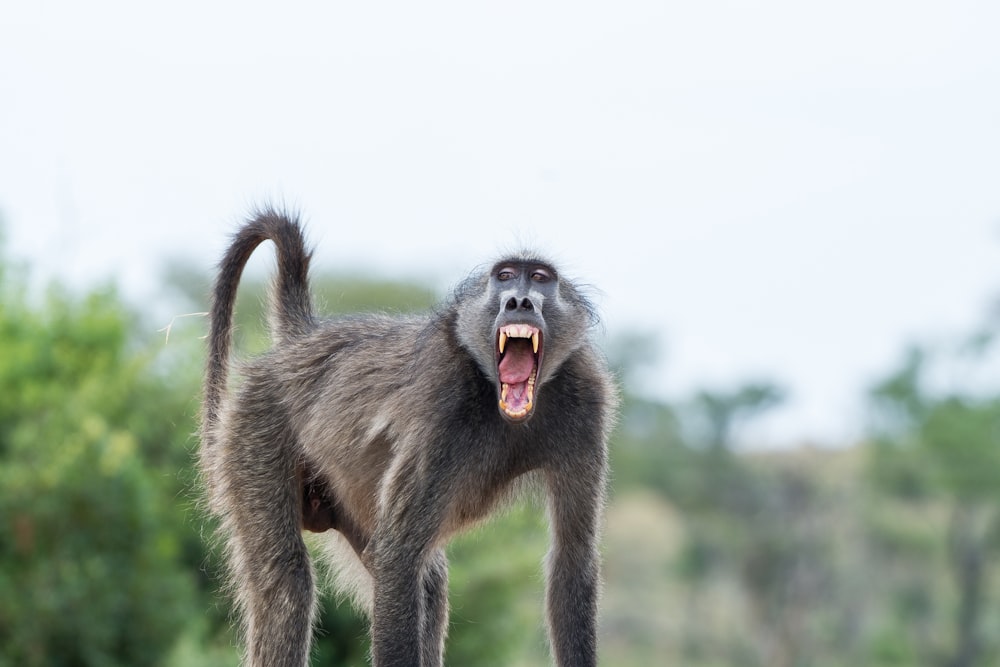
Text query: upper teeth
498 324 540 354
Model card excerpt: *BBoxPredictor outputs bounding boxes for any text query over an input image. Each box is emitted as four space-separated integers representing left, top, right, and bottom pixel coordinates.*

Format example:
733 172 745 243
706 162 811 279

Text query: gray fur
200 209 617 666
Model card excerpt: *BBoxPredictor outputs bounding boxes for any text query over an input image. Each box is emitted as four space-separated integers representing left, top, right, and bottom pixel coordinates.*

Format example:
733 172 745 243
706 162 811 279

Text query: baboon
200 209 616 667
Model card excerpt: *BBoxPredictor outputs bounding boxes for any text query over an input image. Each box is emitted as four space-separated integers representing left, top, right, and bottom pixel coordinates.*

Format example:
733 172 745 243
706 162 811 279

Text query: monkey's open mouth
497 324 540 421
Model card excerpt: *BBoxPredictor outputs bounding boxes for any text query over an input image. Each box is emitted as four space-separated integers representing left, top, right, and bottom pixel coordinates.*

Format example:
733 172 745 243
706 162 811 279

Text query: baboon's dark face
489 261 558 422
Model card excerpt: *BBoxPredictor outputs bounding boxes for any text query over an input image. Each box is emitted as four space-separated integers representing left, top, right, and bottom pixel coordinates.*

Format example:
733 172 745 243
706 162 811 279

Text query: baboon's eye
498 268 517 281
531 269 552 283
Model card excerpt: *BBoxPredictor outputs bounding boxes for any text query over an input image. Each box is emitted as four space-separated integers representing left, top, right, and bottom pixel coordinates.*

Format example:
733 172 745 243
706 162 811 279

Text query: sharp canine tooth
531 332 539 353
499 331 507 353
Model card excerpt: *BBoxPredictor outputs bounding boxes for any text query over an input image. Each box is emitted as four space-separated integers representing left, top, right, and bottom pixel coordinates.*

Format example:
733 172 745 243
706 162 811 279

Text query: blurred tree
691 382 786 452
605 331 706 503
868 344 1000 667
666 382 859 667
605 334 836 665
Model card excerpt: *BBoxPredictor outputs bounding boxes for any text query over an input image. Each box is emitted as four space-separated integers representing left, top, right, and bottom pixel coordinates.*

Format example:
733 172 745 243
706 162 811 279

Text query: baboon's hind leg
222 428 316 667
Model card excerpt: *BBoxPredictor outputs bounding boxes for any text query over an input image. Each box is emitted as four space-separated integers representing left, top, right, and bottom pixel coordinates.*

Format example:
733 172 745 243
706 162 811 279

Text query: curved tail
202 208 315 436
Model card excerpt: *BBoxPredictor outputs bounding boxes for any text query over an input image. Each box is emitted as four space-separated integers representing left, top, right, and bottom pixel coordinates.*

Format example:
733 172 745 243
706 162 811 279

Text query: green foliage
0 279 199 666
446 504 550 666
309 594 370 667
609 393 690 497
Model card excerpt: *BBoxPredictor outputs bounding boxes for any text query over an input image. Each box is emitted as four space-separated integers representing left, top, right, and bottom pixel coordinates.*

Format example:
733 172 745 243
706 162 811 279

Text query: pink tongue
499 340 534 383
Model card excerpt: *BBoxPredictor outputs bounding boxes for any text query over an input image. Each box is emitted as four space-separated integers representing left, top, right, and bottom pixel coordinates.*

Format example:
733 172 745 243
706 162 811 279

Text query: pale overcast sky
2 1 999 446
